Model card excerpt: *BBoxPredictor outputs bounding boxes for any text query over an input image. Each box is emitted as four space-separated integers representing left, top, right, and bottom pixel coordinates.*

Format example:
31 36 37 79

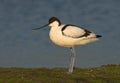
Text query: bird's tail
96 35 102 38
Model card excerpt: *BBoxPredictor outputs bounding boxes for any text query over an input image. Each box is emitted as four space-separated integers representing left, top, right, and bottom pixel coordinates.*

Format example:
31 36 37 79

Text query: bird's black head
49 17 61 26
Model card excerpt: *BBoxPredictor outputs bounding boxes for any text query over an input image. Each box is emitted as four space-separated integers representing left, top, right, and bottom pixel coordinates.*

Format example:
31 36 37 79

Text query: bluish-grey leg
68 47 76 74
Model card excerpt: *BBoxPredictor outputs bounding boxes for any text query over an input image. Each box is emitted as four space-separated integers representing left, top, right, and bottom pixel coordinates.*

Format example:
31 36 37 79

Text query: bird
32 17 102 74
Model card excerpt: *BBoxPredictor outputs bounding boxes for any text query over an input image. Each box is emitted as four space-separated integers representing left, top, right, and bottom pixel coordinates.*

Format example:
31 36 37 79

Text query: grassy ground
0 64 119 83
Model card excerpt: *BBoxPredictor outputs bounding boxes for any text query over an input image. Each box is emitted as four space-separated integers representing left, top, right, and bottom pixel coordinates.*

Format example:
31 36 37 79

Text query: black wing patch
61 24 73 31
61 24 92 38
81 29 92 37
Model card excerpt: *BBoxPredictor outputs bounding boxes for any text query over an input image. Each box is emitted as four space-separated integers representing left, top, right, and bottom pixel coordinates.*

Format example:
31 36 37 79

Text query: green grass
0 64 119 83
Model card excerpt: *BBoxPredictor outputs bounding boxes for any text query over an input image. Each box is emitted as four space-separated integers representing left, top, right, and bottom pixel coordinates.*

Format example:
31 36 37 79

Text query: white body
49 24 98 48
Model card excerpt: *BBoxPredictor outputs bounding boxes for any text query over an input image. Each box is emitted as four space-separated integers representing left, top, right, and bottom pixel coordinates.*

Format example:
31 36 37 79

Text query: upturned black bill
32 24 49 30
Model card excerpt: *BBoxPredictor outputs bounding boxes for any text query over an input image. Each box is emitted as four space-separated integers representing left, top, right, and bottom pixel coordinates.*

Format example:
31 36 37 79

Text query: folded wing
62 25 92 38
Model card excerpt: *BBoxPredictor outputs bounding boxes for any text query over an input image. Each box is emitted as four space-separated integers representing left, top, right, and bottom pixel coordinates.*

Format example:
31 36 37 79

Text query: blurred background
0 0 119 68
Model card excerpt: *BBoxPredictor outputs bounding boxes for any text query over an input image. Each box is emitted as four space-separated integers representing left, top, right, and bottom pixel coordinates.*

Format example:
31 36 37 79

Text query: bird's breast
49 28 65 47
49 27 79 47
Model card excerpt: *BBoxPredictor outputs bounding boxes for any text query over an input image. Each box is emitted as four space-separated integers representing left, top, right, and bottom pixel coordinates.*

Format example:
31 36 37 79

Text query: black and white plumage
49 17 101 48
33 17 102 74
61 24 92 38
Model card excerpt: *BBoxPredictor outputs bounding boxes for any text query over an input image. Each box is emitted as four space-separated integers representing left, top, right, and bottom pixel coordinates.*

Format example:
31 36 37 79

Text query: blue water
0 0 119 68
